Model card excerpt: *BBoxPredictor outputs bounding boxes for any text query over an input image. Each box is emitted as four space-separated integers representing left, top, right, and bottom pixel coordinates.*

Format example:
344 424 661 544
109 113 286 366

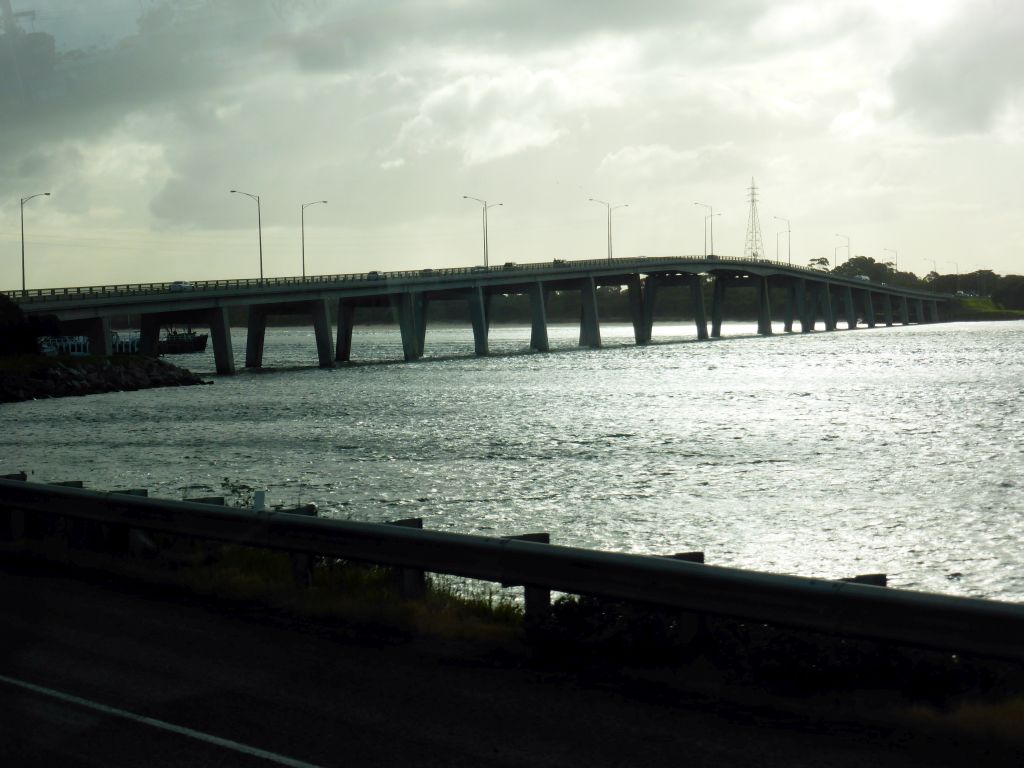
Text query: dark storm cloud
889 1 1024 133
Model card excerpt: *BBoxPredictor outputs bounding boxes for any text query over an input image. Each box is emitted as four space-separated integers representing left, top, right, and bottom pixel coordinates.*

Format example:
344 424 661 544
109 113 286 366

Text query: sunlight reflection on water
4 320 1023 601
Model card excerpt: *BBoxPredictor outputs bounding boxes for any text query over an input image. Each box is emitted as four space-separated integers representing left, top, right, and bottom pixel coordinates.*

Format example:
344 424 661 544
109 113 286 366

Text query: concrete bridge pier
578 277 601 348
207 307 236 375
916 298 928 324
783 280 799 332
823 285 837 331
335 299 355 363
843 286 857 329
468 287 489 356
87 317 113 357
628 277 648 345
882 294 894 326
690 277 709 340
930 300 940 323
311 300 335 367
756 276 773 335
245 307 267 368
139 315 160 356
528 282 549 352
639 276 657 344
392 292 425 361
246 301 332 369
863 290 876 328
711 277 726 337
900 296 911 325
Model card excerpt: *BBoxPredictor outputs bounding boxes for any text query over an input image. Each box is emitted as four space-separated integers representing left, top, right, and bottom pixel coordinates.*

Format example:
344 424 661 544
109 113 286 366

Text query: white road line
0 672 325 768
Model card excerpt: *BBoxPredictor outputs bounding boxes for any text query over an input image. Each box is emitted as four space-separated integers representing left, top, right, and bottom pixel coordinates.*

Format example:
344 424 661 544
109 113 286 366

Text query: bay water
3 320 1022 602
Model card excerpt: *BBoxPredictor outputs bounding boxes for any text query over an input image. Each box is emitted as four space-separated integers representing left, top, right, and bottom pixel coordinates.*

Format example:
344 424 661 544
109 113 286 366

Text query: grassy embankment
946 297 1024 321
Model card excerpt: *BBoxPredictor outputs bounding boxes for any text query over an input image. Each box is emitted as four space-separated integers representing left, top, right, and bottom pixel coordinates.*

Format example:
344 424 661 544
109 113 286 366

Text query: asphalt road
0 555 1013 767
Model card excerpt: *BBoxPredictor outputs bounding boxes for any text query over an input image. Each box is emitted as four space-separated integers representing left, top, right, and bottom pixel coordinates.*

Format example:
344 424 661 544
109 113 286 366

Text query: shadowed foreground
0 556 1016 768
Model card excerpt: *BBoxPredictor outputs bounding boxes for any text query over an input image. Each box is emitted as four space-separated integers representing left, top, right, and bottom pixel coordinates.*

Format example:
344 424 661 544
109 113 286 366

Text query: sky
1 0 1022 290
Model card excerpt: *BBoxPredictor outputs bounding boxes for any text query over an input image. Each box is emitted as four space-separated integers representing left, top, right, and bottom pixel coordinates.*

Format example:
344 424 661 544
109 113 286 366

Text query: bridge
6 256 950 375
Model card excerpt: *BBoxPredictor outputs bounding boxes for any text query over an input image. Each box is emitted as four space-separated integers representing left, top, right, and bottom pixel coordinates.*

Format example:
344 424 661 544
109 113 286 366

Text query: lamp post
774 216 791 265
463 196 502 268
884 247 898 272
835 233 850 266
20 192 50 293
589 198 628 260
694 202 716 256
231 190 263 280
301 200 327 278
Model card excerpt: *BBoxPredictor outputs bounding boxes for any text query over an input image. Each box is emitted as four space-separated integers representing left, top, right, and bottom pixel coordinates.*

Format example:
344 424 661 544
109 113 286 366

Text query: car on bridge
169 281 193 291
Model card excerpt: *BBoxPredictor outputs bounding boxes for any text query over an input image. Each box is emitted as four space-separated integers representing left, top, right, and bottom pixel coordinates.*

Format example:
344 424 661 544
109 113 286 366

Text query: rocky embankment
0 356 209 403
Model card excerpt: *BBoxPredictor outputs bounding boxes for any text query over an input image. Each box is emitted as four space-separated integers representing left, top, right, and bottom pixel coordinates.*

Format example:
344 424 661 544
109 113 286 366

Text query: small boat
159 328 208 355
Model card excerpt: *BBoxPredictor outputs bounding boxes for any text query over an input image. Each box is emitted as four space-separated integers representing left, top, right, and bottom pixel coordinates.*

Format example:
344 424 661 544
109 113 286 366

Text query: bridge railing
3 255 948 304
1 477 1021 661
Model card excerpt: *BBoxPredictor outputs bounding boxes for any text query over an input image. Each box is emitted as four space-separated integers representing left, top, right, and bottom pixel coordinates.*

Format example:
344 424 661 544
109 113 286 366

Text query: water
4 320 1023 602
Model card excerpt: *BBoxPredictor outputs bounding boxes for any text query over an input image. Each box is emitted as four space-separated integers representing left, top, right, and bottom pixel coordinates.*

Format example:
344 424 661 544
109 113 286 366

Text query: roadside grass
179 543 523 643
904 697 1024 747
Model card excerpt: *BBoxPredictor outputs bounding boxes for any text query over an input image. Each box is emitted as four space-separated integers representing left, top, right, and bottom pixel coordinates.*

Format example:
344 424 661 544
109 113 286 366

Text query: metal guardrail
3 255 950 305
1 478 1021 661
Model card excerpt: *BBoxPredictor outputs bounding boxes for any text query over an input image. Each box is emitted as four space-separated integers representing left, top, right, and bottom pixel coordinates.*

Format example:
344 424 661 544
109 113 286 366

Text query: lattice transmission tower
743 177 766 260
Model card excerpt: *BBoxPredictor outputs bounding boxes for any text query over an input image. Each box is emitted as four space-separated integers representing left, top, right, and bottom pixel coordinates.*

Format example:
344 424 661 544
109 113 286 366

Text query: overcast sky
1 0 1021 289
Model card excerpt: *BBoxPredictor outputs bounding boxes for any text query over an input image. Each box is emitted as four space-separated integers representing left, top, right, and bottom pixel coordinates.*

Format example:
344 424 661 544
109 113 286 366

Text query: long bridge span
6 255 951 375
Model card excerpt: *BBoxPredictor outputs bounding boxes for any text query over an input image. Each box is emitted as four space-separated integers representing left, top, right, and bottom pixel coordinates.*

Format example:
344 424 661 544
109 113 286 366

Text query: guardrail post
504 533 551 622
388 517 426 599
528 282 549 352
109 489 148 555
282 504 319 586
690 277 709 340
335 299 355 363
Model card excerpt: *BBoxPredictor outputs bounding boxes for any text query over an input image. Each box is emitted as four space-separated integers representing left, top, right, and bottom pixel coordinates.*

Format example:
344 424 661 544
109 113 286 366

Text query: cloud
889 1 1024 133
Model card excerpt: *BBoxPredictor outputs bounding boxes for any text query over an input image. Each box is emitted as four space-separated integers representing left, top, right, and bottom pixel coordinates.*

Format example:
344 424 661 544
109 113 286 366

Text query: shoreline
0 355 209 404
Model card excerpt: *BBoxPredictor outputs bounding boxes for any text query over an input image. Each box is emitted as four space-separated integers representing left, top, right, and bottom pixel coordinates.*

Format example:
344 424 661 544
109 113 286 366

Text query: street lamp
774 216 791 265
463 196 502 268
20 192 50 293
301 200 327 278
835 233 850 266
694 202 716 256
589 198 629 260
884 247 898 272
230 190 263 280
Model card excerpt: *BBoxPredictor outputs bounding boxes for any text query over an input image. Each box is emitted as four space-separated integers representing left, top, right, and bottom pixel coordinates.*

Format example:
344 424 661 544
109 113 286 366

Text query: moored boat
159 328 208 355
